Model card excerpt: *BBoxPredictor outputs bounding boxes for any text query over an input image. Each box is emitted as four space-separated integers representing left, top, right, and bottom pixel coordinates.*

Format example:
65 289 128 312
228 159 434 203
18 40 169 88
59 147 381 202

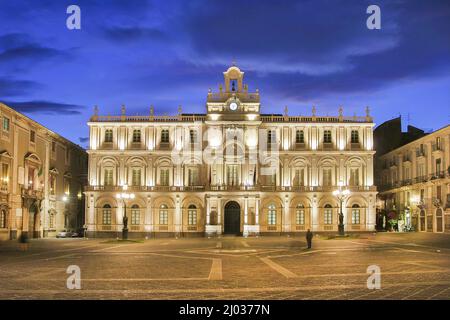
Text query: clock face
229 102 238 111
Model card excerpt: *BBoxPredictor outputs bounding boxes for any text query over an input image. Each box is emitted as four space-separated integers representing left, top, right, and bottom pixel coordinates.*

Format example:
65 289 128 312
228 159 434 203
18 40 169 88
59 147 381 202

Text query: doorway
224 201 240 235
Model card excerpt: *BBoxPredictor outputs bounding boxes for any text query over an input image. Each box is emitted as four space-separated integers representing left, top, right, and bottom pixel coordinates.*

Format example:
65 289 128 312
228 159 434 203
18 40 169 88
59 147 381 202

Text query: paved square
0 233 449 299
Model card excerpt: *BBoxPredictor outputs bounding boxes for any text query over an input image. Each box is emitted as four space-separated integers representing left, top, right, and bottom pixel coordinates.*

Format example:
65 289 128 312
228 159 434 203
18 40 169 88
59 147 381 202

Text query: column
312 195 319 231
206 196 211 225
145 195 152 232
284 195 290 232
244 197 248 224
217 197 222 226
175 195 181 233
255 197 260 225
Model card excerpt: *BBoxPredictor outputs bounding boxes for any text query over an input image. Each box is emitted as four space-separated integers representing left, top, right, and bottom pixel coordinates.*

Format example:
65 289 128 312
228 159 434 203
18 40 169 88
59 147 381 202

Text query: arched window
102 204 112 225
351 204 360 224
324 204 333 225
159 204 168 225
0 209 6 228
131 204 140 225
267 204 277 225
296 204 305 225
188 204 197 225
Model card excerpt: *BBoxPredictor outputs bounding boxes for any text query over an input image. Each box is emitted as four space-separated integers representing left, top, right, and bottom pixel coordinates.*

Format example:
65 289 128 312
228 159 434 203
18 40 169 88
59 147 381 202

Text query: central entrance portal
224 201 241 235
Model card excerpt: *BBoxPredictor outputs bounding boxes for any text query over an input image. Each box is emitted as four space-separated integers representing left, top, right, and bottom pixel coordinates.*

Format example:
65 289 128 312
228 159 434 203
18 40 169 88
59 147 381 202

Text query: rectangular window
227 165 238 186
323 130 332 143
352 209 360 224
267 130 276 144
437 185 442 201
160 169 169 186
28 167 35 189
296 210 305 225
64 178 70 195
65 148 70 164
2 117 10 132
268 211 277 225
349 168 359 186
49 175 56 195
132 168 141 186
188 168 199 186
295 130 304 144
30 130 35 143
161 129 169 143
351 130 359 143
189 130 197 144
132 130 141 143
104 129 113 143
102 209 112 225
420 189 425 201
131 208 140 225
323 168 332 186
188 208 197 225
295 168 305 186
324 209 333 224
436 158 442 175
1 163 9 188
436 137 441 150
159 210 168 225
51 141 56 152
104 168 113 186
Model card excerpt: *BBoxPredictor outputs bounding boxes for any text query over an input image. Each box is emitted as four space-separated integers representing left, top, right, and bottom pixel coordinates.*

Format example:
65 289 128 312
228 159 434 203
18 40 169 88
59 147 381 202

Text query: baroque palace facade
376 125 450 233
85 66 377 237
0 103 87 240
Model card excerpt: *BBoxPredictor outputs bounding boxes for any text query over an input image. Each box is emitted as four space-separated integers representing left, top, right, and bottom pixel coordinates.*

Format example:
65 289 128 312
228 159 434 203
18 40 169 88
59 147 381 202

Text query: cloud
104 26 167 42
2 100 86 115
0 78 41 97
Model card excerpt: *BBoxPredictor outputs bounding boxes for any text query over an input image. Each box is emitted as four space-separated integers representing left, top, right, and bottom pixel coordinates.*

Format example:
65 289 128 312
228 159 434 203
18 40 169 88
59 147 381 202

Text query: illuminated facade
377 125 450 232
0 103 88 240
85 66 377 237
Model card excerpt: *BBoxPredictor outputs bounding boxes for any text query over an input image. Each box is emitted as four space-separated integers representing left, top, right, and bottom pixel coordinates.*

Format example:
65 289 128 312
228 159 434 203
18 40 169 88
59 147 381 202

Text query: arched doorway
436 208 443 232
224 201 240 235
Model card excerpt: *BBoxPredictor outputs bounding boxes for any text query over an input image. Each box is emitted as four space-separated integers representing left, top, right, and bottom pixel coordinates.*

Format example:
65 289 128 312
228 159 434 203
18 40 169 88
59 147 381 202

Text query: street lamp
333 184 350 236
116 185 135 240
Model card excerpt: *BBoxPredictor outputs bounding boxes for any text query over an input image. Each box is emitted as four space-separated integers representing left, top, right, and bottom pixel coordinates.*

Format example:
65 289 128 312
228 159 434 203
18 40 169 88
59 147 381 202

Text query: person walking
306 229 313 249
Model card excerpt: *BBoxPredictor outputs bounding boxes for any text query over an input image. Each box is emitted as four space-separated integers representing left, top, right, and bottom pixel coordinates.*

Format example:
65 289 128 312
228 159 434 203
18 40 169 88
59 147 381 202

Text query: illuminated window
104 168 113 186
49 212 55 229
0 209 6 228
188 204 197 225
267 204 277 225
351 204 360 224
102 204 112 225
2 117 9 132
159 204 168 225
324 204 333 225
160 169 169 186
131 205 140 225
296 205 305 225
132 168 141 186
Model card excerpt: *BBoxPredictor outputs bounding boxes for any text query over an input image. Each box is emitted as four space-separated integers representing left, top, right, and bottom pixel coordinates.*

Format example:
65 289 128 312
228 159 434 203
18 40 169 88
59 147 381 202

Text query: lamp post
333 185 350 236
116 185 135 240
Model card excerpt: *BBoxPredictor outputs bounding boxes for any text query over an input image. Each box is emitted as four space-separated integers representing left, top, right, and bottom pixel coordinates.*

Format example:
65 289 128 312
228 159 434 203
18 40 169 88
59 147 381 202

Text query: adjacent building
0 102 88 240
375 121 450 232
85 66 377 238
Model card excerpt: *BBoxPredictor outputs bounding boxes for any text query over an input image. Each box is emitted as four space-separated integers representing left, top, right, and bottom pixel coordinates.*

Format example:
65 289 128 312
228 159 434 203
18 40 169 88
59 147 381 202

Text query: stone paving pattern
0 232 449 299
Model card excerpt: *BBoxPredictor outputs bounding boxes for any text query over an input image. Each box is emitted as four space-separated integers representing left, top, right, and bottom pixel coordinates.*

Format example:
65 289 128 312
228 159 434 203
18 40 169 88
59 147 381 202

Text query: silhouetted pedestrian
306 229 313 249
19 233 29 251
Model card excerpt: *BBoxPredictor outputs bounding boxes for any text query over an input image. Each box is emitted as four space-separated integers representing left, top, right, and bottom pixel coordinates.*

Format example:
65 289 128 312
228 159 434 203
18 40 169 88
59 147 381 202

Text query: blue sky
0 0 449 147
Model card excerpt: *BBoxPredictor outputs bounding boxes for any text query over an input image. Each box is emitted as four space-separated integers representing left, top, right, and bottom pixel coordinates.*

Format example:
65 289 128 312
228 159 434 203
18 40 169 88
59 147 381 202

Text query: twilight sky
0 0 449 148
